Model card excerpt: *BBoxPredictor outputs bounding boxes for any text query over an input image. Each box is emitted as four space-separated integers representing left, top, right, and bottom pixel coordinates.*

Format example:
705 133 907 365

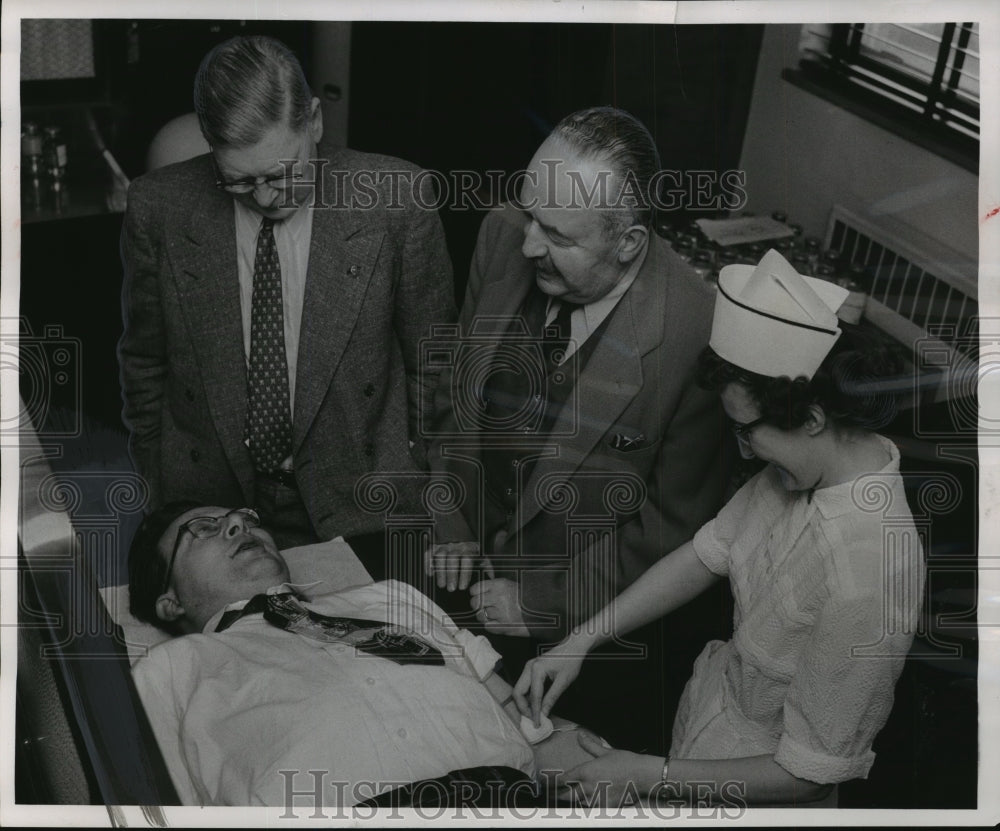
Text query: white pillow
101 538 372 664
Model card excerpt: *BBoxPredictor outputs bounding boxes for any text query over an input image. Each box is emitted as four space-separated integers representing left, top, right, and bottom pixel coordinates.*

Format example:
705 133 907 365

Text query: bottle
687 222 710 258
714 250 739 282
787 224 804 252
791 252 814 277
43 126 68 191
804 236 822 271
21 122 44 211
815 264 837 283
846 261 868 291
692 251 714 282
22 122 44 177
717 250 740 271
704 239 722 270
656 219 677 243
675 236 695 263
821 248 843 285
822 248 843 273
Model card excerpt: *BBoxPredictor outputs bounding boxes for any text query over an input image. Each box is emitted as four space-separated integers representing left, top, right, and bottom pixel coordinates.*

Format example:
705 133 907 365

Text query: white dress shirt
132 581 534 807
545 241 648 363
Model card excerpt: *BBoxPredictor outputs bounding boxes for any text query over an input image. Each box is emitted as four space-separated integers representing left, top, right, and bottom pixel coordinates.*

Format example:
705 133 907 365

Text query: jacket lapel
514 240 668 531
292 178 384 451
469 256 537 345
171 175 256 498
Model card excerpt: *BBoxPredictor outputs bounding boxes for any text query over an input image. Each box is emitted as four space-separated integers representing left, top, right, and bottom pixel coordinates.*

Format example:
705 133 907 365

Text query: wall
311 22 351 149
739 25 978 263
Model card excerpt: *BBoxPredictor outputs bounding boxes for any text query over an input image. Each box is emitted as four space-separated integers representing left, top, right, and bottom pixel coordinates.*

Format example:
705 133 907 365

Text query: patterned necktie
247 217 293 473
215 592 444 666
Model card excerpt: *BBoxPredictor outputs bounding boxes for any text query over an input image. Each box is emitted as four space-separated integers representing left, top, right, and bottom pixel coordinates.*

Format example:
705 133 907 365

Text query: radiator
824 205 978 403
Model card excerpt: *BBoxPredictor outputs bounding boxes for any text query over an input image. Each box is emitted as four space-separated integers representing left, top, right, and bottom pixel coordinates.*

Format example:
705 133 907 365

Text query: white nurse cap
709 248 849 380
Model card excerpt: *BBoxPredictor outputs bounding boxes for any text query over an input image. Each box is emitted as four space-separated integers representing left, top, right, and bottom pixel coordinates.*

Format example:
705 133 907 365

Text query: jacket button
348 264 360 277
364 442 375 457
190 449 201 462
364 383 376 397
185 388 195 402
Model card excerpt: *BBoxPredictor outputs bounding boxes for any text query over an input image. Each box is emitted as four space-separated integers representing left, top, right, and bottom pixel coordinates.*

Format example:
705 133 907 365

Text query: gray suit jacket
427 207 729 640
119 143 455 538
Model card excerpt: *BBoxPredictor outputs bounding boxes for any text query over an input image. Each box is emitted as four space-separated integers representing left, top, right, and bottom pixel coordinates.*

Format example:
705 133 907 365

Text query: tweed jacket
426 207 729 639
119 143 455 538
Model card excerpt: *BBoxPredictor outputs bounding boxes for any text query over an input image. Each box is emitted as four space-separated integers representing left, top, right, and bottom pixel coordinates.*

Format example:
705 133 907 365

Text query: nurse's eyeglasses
160 508 261 594
729 416 768 440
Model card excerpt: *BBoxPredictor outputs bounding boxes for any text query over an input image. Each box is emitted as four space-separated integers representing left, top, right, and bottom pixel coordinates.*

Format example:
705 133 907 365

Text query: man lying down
127 502 598 808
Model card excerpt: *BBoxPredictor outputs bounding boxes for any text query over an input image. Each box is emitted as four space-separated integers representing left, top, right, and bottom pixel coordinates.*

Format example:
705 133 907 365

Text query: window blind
799 23 980 140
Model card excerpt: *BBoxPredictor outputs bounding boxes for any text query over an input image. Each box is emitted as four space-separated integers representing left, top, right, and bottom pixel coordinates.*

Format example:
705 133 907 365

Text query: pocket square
610 432 647 451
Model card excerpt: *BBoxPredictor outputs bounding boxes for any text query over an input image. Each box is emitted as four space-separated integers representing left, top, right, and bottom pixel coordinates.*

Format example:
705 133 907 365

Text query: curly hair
698 322 904 432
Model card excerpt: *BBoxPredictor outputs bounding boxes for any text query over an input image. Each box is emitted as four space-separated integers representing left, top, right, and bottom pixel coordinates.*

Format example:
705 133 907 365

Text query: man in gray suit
424 108 730 750
119 36 454 550
119 37 454 546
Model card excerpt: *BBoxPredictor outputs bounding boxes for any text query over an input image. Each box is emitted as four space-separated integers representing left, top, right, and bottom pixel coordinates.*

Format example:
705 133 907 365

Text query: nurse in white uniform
514 249 924 807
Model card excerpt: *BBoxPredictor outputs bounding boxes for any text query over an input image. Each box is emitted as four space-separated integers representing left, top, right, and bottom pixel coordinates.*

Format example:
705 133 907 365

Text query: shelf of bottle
19 179 123 225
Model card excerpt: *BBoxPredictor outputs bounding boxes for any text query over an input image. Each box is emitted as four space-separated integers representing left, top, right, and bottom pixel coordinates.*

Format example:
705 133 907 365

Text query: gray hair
550 106 661 235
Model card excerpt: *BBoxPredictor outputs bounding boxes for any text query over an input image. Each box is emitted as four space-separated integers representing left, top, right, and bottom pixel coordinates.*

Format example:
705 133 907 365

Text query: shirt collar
809 435 902 520
580 238 648 330
233 193 314 239
201 580 323 634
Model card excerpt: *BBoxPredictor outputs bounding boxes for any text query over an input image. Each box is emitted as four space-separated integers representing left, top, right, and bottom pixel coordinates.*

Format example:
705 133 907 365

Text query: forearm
485 670 606 777
565 541 719 653
482 668 523 726
567 751 831 807
661 755 832 806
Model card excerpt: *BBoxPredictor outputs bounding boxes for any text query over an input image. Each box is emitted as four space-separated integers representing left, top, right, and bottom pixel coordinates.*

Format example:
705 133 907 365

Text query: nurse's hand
513 640 585 727
557 734 663 805
423 541 485 591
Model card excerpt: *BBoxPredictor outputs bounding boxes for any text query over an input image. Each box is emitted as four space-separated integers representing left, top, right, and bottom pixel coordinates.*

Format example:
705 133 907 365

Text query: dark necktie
247 217 293 474
540 298 576 368
520 285 576 366
215 592 444 666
